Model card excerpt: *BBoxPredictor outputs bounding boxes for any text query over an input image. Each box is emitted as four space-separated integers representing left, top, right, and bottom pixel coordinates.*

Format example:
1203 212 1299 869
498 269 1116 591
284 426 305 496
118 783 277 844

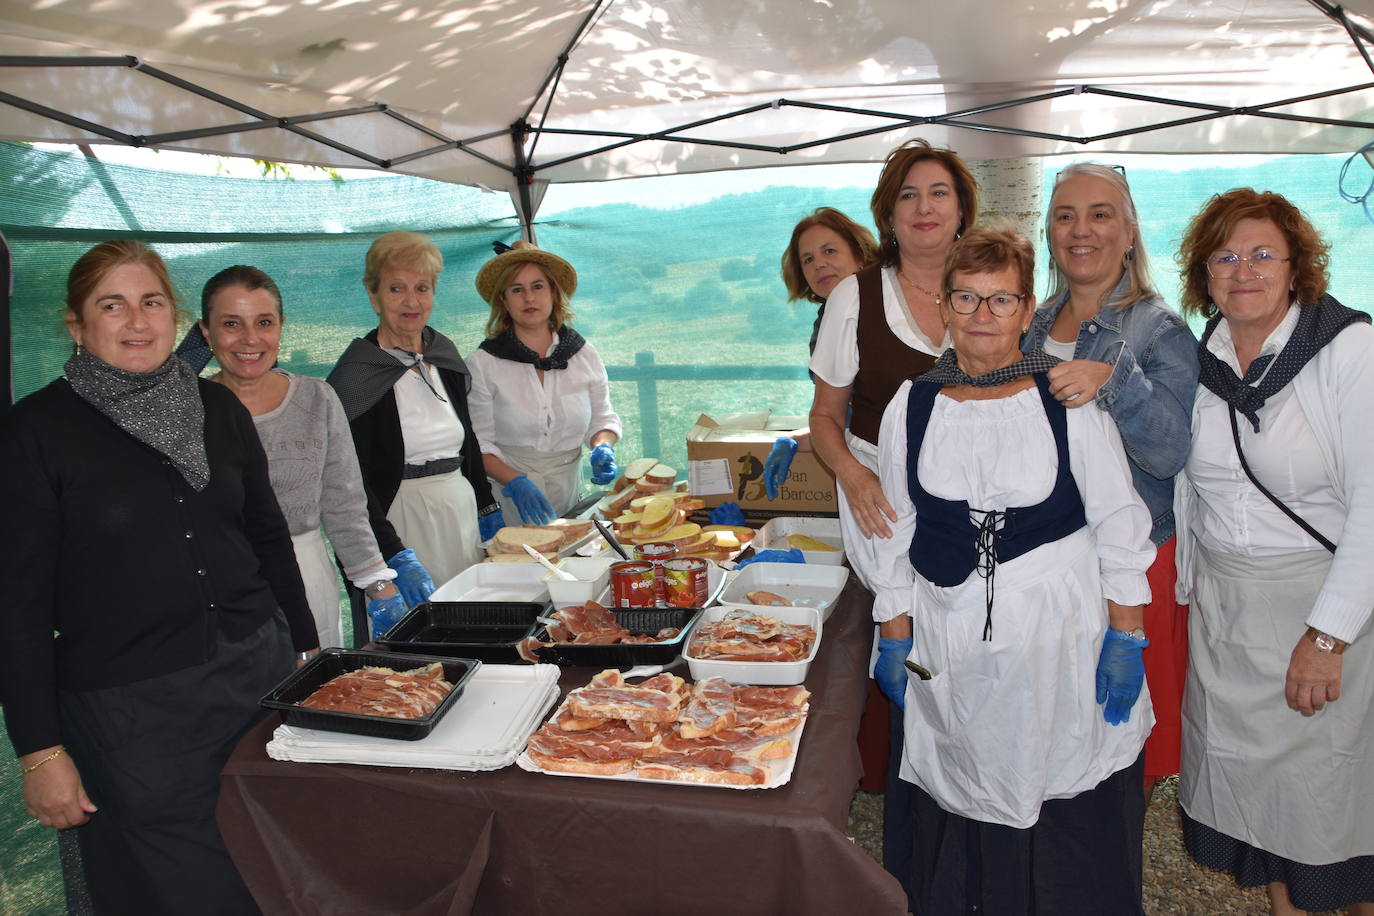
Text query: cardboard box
686 412 838 517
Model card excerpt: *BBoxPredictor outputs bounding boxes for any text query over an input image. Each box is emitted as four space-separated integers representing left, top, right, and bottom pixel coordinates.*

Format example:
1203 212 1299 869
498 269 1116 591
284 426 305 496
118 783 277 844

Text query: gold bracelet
22 747 66 775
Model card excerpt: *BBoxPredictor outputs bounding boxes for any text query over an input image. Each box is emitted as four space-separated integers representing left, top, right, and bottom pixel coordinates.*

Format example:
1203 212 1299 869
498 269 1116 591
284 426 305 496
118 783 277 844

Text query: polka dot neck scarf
1197 294 1369 432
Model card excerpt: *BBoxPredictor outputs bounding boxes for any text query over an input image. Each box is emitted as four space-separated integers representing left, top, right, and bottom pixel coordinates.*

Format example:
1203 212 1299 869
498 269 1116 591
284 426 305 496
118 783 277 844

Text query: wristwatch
1306 626 1347 655
365 580 392 598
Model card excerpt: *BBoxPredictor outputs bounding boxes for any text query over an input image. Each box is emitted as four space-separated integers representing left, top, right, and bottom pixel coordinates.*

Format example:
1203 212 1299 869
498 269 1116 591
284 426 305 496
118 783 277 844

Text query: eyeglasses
1205 249 1291 279
945 289 1026 317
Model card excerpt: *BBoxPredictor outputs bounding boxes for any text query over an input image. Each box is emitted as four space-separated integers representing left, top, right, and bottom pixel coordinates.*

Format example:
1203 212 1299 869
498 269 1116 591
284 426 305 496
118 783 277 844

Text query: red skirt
1142 536 1188 782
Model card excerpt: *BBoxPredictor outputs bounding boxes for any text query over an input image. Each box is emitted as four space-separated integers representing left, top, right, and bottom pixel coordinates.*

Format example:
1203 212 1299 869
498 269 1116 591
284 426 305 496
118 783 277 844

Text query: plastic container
753 516 846 566
718 562 849 621
260 648 480 740
684 604 822 686
429 562 550 604
374 601 545 662
529 608 703 667
544 557 613 607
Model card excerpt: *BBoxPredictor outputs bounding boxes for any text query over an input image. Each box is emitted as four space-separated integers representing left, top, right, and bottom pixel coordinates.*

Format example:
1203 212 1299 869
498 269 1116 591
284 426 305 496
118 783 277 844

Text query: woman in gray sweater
196 265 422 645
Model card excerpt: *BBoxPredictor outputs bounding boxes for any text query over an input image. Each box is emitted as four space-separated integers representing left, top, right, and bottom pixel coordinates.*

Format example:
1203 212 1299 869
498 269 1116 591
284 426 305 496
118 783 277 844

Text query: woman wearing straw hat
470 242 621 524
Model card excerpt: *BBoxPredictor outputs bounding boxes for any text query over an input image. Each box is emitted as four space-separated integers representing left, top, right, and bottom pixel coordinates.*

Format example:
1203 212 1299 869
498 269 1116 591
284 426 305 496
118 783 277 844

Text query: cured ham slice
567 685 682 723
299 663 452 719
688 612 815 662
652 727 791 762
678 677 738 738
636 752 769 786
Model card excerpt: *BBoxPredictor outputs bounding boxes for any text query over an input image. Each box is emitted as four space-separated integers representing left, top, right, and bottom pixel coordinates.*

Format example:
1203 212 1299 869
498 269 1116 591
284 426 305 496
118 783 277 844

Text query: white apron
386 469 483 591
290 527 344 649
838 429 883 592
1180 545 1374 864
490 443 583 521
900 527 1154 829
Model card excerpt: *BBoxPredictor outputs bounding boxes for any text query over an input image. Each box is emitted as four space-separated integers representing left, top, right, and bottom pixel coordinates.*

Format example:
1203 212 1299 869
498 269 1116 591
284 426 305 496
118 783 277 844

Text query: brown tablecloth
218 578 906 915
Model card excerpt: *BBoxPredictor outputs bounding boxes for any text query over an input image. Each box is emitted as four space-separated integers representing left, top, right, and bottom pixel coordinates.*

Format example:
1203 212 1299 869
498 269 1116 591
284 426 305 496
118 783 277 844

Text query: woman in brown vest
807 138 979 907
808 140 979 585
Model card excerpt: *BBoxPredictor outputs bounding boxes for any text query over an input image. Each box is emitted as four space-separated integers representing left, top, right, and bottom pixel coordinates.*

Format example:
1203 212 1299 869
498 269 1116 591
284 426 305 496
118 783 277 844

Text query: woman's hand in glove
588 444 619 485
1096 627 1149 725
875 637 914 708
763 437 798 500
386 548 436 609
502 475 555 525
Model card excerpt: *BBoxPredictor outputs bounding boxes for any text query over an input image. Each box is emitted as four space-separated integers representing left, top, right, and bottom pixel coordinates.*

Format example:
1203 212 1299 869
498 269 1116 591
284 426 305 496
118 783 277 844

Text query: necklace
898 270 942 304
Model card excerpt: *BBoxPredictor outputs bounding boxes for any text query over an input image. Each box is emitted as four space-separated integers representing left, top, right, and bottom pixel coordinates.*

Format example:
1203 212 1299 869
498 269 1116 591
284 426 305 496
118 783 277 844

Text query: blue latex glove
366 592 408 640
502 475 555 525
763 437 799 500
707 502 746 526
588 444 619 485
386 548 435 609
478 510 506 542
735 547 805 569
875 637 914 708
1096 628 1150 725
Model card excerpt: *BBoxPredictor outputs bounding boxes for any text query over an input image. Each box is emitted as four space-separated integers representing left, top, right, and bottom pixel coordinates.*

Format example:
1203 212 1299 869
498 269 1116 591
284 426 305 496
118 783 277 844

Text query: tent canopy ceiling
2 0 1374 193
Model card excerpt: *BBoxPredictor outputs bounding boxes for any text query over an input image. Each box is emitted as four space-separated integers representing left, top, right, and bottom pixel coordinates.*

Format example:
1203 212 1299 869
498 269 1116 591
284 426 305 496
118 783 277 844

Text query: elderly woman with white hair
328 231 503 605
1020 162 1200 795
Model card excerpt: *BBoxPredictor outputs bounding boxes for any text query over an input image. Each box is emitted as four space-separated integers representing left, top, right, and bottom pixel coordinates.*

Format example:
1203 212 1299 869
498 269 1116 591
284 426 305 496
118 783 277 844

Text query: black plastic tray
260 648 479 740
531 608 703 667
374 601 545 662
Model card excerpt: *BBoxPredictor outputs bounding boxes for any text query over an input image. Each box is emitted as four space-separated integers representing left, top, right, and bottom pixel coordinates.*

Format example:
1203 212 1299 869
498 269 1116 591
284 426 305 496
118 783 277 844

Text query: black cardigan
332 328 499 560
0 378 317 756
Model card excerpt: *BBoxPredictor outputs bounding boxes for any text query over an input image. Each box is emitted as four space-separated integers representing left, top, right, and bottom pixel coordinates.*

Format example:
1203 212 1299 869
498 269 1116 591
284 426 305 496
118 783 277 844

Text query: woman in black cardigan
328 231 502 624
0 240 318 914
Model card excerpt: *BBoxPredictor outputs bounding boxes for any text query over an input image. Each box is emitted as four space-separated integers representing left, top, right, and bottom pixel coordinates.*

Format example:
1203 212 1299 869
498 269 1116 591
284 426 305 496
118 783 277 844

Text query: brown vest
848 265 939 445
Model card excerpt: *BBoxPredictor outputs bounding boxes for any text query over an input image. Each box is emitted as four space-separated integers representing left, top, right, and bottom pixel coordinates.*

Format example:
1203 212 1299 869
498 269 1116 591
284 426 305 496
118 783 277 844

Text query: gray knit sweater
252 370 390 586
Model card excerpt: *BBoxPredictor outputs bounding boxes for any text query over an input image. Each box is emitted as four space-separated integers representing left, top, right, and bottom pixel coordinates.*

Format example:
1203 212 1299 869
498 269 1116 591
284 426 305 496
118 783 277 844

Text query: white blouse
1187 304 1345 556
466 336 621 462
870 381 1154 623
392 364 465 464
808 266 947 389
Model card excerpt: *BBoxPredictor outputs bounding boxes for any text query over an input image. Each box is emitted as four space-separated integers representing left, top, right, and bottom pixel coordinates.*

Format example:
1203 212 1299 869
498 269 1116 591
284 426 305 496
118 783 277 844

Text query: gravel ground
842 776 1324 915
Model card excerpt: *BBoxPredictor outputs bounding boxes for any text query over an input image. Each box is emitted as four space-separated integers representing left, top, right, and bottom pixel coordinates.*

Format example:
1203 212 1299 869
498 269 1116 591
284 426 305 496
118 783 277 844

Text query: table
218 578 907 915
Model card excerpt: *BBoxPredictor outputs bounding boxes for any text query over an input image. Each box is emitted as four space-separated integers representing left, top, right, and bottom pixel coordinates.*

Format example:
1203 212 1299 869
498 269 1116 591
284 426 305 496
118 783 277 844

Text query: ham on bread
523 671 807 786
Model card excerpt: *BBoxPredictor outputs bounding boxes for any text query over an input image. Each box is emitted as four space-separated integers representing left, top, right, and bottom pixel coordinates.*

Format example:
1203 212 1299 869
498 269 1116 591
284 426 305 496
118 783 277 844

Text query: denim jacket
1022 286 1199 545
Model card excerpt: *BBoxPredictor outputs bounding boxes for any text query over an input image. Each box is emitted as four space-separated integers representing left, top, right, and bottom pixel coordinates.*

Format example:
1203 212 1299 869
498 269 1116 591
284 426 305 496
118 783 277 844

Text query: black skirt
901 752 1146 916
1183 810 1374 911
59 613 293 916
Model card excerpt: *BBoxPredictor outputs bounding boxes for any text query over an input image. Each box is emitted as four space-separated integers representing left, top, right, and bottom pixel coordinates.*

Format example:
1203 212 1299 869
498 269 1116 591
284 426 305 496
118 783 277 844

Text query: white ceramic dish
543 557 613 606
753 517 845 566
717 562 849 621
430 562 550 604
684 604 822 686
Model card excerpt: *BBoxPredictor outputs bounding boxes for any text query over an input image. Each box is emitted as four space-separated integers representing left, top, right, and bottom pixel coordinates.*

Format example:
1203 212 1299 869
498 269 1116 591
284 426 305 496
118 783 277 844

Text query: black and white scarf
328 326 469 422
916 347 1062 387
65 348 211 491
478 326 587 370
1197 294 1369 432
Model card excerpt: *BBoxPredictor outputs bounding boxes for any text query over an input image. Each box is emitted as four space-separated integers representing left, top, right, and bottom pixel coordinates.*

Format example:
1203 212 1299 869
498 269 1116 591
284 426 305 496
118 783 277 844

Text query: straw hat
474 242 577 305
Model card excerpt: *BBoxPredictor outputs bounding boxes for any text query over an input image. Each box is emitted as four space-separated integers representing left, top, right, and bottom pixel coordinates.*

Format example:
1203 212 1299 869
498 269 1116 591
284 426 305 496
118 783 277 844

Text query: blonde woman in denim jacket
1022 163 1199 800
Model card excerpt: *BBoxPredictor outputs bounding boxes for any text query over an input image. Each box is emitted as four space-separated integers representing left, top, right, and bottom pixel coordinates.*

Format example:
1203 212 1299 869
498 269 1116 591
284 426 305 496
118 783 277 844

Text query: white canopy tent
3 0 1374 228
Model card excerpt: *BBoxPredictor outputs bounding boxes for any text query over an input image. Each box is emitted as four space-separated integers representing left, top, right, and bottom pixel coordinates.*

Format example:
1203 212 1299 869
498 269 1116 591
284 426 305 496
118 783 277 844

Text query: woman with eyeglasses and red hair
1021 162 1199 802
1173 189 1374 916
